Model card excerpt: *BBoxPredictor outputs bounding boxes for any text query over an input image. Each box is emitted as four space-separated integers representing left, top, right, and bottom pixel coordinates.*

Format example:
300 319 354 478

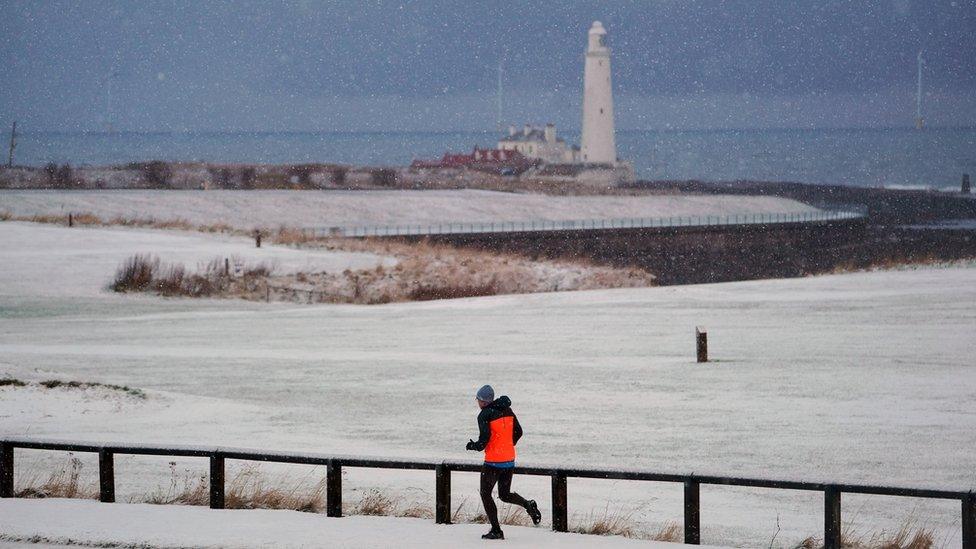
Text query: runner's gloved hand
465 439 477 451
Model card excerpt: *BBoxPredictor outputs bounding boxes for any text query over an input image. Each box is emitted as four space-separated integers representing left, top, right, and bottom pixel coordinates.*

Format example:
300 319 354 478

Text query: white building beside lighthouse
581 21 617 164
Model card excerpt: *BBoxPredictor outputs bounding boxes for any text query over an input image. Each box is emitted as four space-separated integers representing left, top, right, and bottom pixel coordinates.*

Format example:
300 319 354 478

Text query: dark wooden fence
1 437 973 549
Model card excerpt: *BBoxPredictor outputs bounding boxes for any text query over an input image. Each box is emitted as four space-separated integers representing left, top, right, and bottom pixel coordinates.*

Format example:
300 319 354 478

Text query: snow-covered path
0 499 683 548
2 221 975 546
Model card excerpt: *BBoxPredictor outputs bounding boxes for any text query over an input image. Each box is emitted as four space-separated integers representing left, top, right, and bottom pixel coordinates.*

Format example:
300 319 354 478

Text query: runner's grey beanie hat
476 384 495 402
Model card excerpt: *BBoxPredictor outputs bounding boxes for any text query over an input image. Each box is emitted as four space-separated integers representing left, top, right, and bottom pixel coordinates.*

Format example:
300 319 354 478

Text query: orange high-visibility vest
485 416 517 463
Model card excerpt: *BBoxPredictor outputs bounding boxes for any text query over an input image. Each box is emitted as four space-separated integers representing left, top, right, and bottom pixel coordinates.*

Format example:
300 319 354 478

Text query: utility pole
496 57 504 133
6 121 15 168
915 51 924 130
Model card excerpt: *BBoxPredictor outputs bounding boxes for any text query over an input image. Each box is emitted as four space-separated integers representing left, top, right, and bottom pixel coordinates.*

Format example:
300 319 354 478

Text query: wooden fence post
551 471 568 532
696 327 708 363
963 493 975 549
684 479 701 544
824 487 842 549
209 453 225 509
68 213 74 227
435 463 451 524
327 460 342 517
0 442 12 498
98 449 115 503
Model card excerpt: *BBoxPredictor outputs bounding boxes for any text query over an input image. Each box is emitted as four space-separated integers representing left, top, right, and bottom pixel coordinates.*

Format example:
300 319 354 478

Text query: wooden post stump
696 327 708 363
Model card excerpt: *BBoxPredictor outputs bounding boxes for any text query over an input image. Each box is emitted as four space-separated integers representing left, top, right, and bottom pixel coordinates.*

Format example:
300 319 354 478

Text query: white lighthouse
581 21 617 165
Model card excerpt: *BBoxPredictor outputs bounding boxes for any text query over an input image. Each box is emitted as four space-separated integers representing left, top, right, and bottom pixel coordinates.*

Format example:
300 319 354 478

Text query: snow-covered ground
0 189 820 229
1 219 975 547
0 222 393 298
0 499 676 549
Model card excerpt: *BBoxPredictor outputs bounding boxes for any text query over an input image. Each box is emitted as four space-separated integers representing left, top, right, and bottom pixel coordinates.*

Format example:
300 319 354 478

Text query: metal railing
1 437 972 549
305 207 868 239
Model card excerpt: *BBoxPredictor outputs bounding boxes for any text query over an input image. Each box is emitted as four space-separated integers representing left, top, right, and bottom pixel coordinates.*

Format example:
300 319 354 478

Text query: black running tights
480 465 528 530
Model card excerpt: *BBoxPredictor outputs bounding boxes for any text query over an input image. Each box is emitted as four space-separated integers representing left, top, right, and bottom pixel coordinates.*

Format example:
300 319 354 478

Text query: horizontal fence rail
304 207 868 239
1 437 971 549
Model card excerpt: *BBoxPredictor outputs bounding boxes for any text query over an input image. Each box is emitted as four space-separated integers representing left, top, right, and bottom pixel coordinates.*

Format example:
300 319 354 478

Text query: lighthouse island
412 21 635 186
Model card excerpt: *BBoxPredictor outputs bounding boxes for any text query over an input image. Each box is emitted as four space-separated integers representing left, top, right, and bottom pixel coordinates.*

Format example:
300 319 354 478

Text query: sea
10 127 976 189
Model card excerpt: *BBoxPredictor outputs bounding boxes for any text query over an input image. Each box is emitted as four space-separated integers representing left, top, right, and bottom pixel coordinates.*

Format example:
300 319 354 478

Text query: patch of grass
398 504 434 519
352 489 400 516
143 464 326 512
142 462 209 506
225 465 326 513
111 254 159 292
38 379 145 398
571 504 637 537
15 456 98 500
110 254 277 298
0 377 26 387
499 503 533 527
408 283 498 301
651 520 682 543
795 521 935 549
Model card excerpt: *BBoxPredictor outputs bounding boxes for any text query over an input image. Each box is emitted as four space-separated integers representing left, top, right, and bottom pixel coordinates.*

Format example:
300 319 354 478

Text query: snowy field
0 222 393 298
0 189 820 229
1 220 975 547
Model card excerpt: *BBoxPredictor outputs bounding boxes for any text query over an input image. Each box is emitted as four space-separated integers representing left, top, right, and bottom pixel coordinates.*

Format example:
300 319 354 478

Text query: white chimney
545 123 556 143
524 124 532 137
508 125 517 137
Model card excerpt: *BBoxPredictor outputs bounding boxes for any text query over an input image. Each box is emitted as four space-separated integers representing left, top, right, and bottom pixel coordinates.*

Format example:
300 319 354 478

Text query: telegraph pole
496 57 504 133
915 51 924 130
6 121 15 168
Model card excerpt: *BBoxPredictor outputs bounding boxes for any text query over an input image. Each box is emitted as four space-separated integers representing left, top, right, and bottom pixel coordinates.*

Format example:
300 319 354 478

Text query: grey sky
2 0 974 131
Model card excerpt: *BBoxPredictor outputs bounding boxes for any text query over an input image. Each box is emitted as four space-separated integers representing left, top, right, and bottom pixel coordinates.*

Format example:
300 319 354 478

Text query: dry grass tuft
794 521 935 549
571 504 637 537
110 254 277 298
142 462 209 506
650 520 682 543
143 463 326 512
224 465 326 513
499 504 533 526
273 226 315 246
352 489 400 516
15 456 98 500
111 254 159 292
38 379 145 398
398 504 435 519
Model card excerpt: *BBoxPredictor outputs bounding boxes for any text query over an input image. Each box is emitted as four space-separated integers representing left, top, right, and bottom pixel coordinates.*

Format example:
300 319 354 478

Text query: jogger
466 384 542 540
